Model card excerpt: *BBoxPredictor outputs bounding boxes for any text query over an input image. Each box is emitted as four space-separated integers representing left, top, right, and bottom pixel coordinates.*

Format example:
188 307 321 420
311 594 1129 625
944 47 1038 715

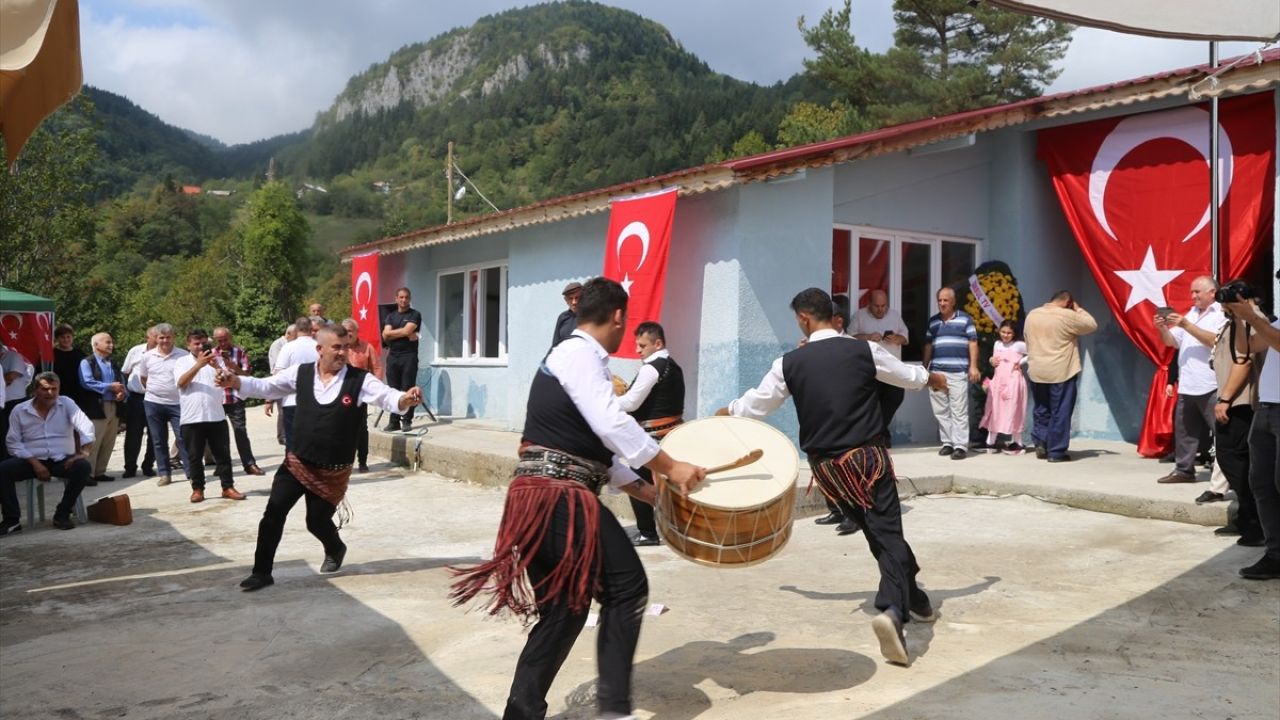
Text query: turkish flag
602 188 678 358
351 252 380 347
1038 92 1274 456
0 310 54 369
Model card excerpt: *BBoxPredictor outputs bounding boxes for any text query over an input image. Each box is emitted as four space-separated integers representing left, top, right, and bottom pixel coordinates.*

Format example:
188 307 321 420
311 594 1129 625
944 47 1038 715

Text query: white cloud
77 1 1273 145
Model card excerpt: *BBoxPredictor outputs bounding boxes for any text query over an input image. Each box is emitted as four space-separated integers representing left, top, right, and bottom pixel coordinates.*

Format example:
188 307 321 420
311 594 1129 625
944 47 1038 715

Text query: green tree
233 182 310 370
777 100 859 147
799 0 1070 126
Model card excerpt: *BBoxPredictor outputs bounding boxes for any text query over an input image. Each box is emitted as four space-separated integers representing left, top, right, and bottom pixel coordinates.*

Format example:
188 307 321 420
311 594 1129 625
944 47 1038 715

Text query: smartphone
1156 306 1174 319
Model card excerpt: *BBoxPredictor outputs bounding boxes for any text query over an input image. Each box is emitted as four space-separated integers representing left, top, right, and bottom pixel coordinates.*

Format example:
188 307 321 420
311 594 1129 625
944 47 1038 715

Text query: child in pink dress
981 321 1029 454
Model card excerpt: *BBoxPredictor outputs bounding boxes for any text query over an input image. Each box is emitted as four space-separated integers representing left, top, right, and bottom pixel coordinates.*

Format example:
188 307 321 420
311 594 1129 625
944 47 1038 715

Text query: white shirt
728 329 930 418
274 336 319 407
267 335 287 371
1259 320 1280 404
1171 303 1227 396
993 340 1029 367
139 348 192 405
850 307 910 360
174 355 226 424
616 349 670 413
121 342 149 394
546 331 661 490
6 396 95 461
238 363 405 415
2 346 31 403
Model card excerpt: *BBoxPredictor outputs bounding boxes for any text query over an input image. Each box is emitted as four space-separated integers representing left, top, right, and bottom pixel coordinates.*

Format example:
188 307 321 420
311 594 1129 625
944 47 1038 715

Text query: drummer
717 287 948 667
616 321 685 547
450 277 705 720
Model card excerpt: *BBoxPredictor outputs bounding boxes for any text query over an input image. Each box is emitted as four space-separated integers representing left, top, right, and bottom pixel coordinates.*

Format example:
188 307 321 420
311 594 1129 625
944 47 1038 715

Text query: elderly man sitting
0 372 96 534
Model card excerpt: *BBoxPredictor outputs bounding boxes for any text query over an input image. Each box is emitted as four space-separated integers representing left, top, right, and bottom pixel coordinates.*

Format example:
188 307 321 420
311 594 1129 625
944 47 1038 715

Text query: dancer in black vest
718 288 948 666
616 321 684 546
451 278 705 720
217 324 422 592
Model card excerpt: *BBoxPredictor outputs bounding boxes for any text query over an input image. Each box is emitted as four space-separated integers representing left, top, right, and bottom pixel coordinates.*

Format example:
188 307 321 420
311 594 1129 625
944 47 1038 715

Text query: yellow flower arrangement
963 267 1023 337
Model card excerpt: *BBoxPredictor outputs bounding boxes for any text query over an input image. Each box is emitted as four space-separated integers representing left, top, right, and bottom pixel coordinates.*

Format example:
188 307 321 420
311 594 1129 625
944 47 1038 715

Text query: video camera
1215 281 1257 304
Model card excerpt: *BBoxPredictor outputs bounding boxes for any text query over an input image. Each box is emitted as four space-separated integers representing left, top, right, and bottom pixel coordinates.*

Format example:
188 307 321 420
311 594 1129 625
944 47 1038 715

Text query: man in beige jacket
1024 291 1097 462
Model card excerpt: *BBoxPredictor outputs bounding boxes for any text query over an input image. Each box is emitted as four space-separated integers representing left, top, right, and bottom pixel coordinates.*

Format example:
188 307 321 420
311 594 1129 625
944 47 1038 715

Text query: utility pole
446 141 454 225
266 156 276 183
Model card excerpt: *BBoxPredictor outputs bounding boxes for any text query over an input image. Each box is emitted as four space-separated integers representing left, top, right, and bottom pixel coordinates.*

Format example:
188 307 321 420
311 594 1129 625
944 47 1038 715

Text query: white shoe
872 610 910 666
156 475 172 487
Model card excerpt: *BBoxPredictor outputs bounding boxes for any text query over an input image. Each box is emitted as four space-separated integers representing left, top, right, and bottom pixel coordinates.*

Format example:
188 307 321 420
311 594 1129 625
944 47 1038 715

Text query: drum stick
704 448 764 475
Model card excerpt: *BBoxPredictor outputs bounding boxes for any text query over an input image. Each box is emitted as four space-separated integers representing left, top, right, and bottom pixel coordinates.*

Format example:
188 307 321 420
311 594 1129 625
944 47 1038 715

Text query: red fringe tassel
449 476 602 623
809 446 892 511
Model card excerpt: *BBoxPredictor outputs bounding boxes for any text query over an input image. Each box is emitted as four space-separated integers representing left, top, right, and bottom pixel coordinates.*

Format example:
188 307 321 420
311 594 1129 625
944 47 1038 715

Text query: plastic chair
24 478 89 526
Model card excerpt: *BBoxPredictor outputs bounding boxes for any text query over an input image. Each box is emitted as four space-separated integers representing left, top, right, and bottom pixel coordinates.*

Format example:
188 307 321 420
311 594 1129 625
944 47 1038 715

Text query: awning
986 1 1280 42
0 286 55 311
0 0 84 167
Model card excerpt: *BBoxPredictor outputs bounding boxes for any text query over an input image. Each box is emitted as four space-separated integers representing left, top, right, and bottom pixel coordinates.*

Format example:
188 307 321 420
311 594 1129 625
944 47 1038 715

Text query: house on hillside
180 185 202 195
341 52 1279 449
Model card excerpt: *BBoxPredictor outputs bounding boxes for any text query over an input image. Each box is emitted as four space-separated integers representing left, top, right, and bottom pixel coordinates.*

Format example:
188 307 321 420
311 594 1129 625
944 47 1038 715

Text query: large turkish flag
0 310 54 369
1038 92 1274 456
602 188 678 359
350 252 380 347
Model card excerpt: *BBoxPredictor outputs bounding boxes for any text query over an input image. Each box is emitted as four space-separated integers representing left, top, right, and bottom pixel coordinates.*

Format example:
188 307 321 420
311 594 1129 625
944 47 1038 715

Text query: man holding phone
174 329 247 503
852 289 911 442
1155 276 1226 484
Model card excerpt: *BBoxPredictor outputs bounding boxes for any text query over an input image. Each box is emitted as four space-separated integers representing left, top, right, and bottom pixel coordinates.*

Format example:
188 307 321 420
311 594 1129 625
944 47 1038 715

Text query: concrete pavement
1 411 1277 720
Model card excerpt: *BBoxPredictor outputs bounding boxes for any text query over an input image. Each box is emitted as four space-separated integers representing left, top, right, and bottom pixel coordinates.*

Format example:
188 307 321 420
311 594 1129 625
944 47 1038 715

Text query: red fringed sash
809 446 892 510
449 475 602 623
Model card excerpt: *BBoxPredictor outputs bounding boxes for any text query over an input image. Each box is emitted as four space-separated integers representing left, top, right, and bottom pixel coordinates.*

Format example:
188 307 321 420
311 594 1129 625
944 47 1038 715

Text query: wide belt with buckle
639 415 683 439
516 446 609 494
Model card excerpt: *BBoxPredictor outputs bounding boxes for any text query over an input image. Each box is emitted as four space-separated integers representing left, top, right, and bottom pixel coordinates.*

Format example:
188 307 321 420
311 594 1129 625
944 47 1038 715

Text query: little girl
980 320 1029 454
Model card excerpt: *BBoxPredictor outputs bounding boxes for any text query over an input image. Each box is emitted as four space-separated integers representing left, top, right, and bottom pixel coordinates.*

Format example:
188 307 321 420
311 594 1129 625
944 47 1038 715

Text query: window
834 226 980 362
437 263 507 362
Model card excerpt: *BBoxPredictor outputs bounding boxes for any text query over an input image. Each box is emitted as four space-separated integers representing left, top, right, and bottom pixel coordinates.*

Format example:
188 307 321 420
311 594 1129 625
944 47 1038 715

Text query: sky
79 0 1265 145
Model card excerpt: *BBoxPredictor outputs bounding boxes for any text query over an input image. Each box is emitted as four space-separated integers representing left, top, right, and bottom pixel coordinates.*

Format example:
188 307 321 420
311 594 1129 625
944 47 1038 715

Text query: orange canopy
0 0 83 167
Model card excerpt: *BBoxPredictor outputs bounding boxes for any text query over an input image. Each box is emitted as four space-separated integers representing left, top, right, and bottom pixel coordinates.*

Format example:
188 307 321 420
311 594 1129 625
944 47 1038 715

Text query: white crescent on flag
615 220 651 294
1088 106 1234 243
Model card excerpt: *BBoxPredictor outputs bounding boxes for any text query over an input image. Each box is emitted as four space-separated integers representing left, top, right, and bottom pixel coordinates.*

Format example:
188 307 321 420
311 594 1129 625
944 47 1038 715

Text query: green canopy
0 286 55 312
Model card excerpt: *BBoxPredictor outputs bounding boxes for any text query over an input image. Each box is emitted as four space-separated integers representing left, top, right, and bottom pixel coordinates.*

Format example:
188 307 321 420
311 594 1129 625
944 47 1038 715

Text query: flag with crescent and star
602 187 678 359
1037 92 1274 455
0 310 54 369
351 252 381 347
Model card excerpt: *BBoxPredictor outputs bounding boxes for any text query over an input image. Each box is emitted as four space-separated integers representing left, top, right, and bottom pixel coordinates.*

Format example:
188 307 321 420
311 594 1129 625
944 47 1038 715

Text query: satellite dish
454 185 467 200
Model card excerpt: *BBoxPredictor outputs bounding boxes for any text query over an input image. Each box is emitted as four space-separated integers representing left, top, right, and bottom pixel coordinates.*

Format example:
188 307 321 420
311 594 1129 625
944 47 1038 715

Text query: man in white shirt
219 323 424 591
1155 276 1227 483
449 278 705 720
266 323 297 445
119 328 157 478
271 317 318 451
851 289 912 448
1 342 33 462
175 329 246 504
718 287 947 667
0 371 96 534
139 323 192 487
616 321 685 546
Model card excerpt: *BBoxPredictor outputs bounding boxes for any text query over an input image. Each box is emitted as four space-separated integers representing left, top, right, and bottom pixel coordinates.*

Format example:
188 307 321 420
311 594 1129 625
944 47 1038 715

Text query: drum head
659 416 799 510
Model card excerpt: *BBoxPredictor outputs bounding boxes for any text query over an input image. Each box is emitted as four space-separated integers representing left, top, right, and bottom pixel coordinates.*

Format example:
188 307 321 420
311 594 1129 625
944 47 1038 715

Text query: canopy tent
0 0 83 167
986 1 1280 42
0 285 55 368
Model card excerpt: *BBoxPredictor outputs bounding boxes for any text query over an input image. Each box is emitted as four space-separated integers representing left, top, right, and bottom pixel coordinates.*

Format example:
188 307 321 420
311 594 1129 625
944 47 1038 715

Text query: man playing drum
718 287 948 666
450 277 705 720
616 321 685 547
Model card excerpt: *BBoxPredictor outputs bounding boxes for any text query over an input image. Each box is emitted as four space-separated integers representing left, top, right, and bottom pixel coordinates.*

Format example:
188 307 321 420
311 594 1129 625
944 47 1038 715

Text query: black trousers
0 456 91 523
182 421 234 490
385 353 418 425
1217 405 1261 540
836 462 930 619
223 399 257 469
627 465 657 537
252 465 344 576
122 392 155 473
1249 404 1280 562
505 498 648 720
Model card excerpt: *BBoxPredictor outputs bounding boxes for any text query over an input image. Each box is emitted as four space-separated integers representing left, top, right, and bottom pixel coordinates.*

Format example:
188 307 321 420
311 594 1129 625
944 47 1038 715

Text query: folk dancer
717 288 947 666
450 278 705 720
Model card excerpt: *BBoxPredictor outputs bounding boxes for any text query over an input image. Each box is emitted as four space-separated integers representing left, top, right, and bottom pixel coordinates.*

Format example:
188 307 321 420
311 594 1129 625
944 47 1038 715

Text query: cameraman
1222 283 1280 581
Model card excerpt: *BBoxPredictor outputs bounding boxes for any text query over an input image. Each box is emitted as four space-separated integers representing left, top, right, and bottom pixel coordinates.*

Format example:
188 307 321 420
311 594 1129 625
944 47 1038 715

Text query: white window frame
837 224 983 317
433 261 508 366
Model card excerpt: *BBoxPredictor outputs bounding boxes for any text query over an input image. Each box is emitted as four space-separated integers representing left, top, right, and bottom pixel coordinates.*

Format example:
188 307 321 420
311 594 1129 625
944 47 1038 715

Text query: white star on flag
620 274 634 295
1113 245 1184 312
359 306 368 320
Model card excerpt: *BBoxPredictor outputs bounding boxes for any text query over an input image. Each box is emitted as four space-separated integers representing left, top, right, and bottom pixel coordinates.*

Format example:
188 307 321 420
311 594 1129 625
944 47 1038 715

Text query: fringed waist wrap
808 445 893 511
449 446 608 622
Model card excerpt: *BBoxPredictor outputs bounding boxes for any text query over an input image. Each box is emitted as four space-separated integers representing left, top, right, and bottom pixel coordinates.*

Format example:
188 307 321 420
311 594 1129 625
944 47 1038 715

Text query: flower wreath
961 261 1023 337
